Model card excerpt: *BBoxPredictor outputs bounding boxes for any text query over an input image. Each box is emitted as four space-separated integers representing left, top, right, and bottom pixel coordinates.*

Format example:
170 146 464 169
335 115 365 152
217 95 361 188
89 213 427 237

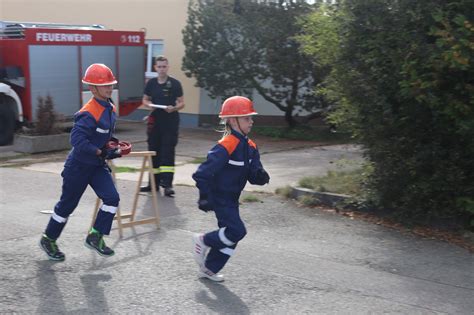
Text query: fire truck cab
0 21 145 145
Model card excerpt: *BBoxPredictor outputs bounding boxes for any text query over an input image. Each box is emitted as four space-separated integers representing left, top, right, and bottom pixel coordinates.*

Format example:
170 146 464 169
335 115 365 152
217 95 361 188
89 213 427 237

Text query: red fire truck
0 21 145 145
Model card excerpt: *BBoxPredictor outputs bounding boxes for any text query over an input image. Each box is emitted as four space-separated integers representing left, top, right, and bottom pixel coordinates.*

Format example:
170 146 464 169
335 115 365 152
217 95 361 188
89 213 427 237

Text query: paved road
0 121 473 314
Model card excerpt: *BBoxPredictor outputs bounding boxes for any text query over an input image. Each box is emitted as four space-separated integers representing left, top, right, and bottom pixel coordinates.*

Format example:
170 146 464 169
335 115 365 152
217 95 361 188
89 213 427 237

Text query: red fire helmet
82 63 118 86
218 96 258 118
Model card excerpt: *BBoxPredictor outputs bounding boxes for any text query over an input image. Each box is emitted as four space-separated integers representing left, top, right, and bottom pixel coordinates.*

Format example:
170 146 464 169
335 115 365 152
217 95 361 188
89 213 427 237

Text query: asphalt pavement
0 120 473 314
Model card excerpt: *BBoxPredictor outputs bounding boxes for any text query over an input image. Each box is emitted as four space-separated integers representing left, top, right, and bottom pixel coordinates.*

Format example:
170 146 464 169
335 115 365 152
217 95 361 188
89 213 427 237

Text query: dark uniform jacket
193 129 265 201
144 76 183 126
67 98 116 166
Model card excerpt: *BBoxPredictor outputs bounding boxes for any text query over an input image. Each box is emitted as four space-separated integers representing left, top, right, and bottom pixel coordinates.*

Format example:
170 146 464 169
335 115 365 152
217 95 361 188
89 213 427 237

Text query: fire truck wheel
0 105 15 146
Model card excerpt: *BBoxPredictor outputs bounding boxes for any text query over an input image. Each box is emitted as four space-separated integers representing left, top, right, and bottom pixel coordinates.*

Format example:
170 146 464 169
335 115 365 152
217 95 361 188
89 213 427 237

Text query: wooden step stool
91 151 160 237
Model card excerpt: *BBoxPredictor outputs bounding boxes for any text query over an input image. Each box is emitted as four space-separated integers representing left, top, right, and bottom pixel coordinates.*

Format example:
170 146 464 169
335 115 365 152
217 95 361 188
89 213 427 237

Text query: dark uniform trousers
45 163 120 239
147 117 179 188
203 193 247 274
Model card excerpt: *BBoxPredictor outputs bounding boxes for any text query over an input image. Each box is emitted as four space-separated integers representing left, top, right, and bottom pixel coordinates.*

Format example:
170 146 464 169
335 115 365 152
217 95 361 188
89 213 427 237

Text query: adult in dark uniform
140 55 184 197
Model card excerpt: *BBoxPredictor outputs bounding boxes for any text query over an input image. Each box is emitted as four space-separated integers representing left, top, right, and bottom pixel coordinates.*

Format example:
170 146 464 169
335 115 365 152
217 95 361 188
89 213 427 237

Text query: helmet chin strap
227 118 246 136
236 117 247 136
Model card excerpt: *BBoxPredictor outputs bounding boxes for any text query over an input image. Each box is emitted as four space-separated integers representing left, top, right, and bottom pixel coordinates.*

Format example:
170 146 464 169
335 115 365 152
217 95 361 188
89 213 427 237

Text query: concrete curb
291 186 351 208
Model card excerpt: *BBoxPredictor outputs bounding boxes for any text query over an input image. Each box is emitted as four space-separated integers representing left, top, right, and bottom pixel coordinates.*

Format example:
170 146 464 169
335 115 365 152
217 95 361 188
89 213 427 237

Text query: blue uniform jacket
66 97 116 166
192 129 265 200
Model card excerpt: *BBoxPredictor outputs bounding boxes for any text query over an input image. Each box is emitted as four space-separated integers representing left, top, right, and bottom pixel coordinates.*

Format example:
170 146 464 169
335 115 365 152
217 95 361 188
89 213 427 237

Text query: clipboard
149 104 168 109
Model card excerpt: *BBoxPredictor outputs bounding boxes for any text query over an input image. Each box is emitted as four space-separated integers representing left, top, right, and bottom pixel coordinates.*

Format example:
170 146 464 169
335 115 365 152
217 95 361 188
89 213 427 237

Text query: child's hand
198 193 213 212
198 199 213 212
100 147 122 160
256 168 270 185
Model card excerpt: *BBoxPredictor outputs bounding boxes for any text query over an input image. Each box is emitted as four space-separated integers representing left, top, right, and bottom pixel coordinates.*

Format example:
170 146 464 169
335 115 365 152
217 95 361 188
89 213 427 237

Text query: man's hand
165 105 176 113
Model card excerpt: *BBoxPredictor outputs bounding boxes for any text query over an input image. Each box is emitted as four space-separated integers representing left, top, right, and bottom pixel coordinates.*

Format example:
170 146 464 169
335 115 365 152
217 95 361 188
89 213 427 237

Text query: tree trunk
284 105 297 128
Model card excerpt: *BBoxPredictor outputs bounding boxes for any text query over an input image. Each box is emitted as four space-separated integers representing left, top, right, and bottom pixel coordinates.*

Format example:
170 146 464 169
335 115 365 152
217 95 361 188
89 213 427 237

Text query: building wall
0 0 202 126
1 0 289 127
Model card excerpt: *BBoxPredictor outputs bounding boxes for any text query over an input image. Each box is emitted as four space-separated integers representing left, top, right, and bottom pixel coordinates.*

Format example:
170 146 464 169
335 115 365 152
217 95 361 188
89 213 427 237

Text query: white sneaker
192 233 209 267
199 267 224 282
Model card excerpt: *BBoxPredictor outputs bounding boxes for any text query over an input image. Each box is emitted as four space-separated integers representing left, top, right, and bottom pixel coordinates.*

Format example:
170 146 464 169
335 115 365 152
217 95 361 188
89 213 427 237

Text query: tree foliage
182 0 329 127
299 0 474 227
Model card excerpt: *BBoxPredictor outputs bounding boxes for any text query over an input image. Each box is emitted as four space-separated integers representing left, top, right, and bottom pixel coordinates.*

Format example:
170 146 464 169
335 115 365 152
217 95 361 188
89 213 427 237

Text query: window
145 40 164 79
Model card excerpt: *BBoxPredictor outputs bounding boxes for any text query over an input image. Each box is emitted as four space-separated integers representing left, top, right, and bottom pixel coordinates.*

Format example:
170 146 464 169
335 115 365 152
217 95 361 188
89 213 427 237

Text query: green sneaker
85 231 115 257
39 234 65 261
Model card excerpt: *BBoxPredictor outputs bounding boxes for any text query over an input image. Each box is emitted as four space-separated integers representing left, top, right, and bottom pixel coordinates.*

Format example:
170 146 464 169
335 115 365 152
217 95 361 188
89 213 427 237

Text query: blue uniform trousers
45 161 120 240
203 194 247 273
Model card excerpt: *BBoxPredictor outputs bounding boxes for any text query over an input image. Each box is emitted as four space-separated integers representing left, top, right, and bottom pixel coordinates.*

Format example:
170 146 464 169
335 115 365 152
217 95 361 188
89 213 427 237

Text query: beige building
1 0 283 127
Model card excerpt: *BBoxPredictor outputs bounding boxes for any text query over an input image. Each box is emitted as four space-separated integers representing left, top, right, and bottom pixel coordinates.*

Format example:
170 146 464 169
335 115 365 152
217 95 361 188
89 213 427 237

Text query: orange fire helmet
82 63 118 86
219 96 258 118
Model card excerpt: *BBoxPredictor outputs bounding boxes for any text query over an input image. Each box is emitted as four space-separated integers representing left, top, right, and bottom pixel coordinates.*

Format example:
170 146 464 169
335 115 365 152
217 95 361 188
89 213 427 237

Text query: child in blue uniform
192 96 270 281
39 64 123 261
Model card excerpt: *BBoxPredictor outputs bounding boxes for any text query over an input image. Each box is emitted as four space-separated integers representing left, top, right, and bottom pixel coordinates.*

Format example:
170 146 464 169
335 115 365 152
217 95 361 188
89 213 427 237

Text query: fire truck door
29 45 81 118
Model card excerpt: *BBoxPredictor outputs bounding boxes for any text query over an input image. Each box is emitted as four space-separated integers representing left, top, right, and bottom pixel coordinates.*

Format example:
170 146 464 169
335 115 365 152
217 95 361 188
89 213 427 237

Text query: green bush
299 0 474 229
